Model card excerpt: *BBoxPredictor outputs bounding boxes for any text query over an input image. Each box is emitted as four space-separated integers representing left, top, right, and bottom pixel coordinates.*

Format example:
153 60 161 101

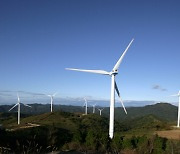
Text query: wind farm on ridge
1 39 180 153
1 1 180 153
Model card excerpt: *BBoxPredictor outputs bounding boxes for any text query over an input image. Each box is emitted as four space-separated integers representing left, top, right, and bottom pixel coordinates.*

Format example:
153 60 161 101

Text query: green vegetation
0 103 180 153
0 102 178 123
115 103 177 122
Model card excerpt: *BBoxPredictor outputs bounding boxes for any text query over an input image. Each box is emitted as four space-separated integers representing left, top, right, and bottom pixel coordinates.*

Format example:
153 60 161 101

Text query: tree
111 133 124 153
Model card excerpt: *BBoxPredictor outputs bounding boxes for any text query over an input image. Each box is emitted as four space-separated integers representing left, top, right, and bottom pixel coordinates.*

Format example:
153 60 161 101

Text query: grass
1 111 86 132
120 129 154 139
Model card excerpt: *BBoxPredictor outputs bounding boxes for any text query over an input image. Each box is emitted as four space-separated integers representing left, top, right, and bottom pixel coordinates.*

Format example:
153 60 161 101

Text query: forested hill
0 109 174 153
115 103 177 122
0 102 178 122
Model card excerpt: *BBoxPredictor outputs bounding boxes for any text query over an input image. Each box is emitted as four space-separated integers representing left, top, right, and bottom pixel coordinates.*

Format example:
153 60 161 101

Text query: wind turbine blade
115 81 120 97
119 95 127 114
113 38 134 71
171 94 179 97
66 68 110 75
83 98 87 106
23 104 32 108
84 98 87 103
9 103 18 111
115 81 127 114
53 92 58 96
17 93 20 103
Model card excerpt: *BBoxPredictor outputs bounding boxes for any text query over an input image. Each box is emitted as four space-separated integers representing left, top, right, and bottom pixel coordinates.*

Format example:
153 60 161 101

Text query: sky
0 0 180 106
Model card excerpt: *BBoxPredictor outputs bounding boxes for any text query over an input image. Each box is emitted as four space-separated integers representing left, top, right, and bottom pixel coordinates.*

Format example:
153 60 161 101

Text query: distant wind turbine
47 92 58 112
98 108 104 116
9 93 31 125
83 98 88 115
66 38 134 138
91 104 96 113
171 91 180 128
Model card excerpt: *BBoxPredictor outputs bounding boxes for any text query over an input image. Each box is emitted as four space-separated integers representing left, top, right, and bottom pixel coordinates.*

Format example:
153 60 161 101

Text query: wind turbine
9 93 32 125
98 108 104 116
91 104 96 113
66 39 134 138
83 98 88 115
171 91 180 127
47 92 57 112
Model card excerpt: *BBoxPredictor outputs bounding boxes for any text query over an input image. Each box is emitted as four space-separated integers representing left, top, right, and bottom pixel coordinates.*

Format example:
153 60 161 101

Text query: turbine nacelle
109 71 118 76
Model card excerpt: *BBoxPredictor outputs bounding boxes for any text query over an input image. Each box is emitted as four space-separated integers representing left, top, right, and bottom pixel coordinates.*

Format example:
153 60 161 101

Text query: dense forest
0 103 180 153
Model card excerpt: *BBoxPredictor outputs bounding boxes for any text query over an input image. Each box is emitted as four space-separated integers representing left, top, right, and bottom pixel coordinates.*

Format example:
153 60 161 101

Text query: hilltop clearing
156 129 180 140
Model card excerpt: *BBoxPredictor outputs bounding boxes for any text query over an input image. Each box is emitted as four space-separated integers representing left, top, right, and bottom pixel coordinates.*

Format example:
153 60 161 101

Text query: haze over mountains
0 90 178 107
0 96 177 107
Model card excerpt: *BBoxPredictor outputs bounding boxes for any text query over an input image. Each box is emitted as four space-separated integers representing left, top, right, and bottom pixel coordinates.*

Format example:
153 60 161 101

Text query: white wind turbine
83 98 88 115
171 90 180 128
66 39 134 138
9 93 32 125
91 104 96 113
47 92 58 112
98 108 104 116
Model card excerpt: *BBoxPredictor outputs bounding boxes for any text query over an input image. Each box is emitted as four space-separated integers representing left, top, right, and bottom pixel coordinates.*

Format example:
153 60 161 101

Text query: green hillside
0 103 179 153
1 102 177 123
0 112 110 153
1 109 177 153
115 103 177 122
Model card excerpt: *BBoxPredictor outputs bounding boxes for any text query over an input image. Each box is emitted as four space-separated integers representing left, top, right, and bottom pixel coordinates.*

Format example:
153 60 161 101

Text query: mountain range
0 102 178 123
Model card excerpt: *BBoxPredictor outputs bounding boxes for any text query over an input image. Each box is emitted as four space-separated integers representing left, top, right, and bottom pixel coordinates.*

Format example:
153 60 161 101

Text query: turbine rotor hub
110 70 118 75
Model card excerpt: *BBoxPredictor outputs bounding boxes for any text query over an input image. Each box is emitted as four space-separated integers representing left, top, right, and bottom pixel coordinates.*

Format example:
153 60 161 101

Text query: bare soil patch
156 129 180 140
19 123 40 129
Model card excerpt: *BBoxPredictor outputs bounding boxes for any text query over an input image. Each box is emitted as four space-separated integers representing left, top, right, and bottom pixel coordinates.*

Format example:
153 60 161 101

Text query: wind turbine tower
9 93 31 125
66 38 134 138
171 91 180 127
98 108 104 116
91 104 96 113
47 92 57 112
84 98 88 115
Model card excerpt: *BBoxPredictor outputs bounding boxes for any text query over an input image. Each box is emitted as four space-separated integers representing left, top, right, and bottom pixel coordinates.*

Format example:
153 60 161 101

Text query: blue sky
0 0 180 106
